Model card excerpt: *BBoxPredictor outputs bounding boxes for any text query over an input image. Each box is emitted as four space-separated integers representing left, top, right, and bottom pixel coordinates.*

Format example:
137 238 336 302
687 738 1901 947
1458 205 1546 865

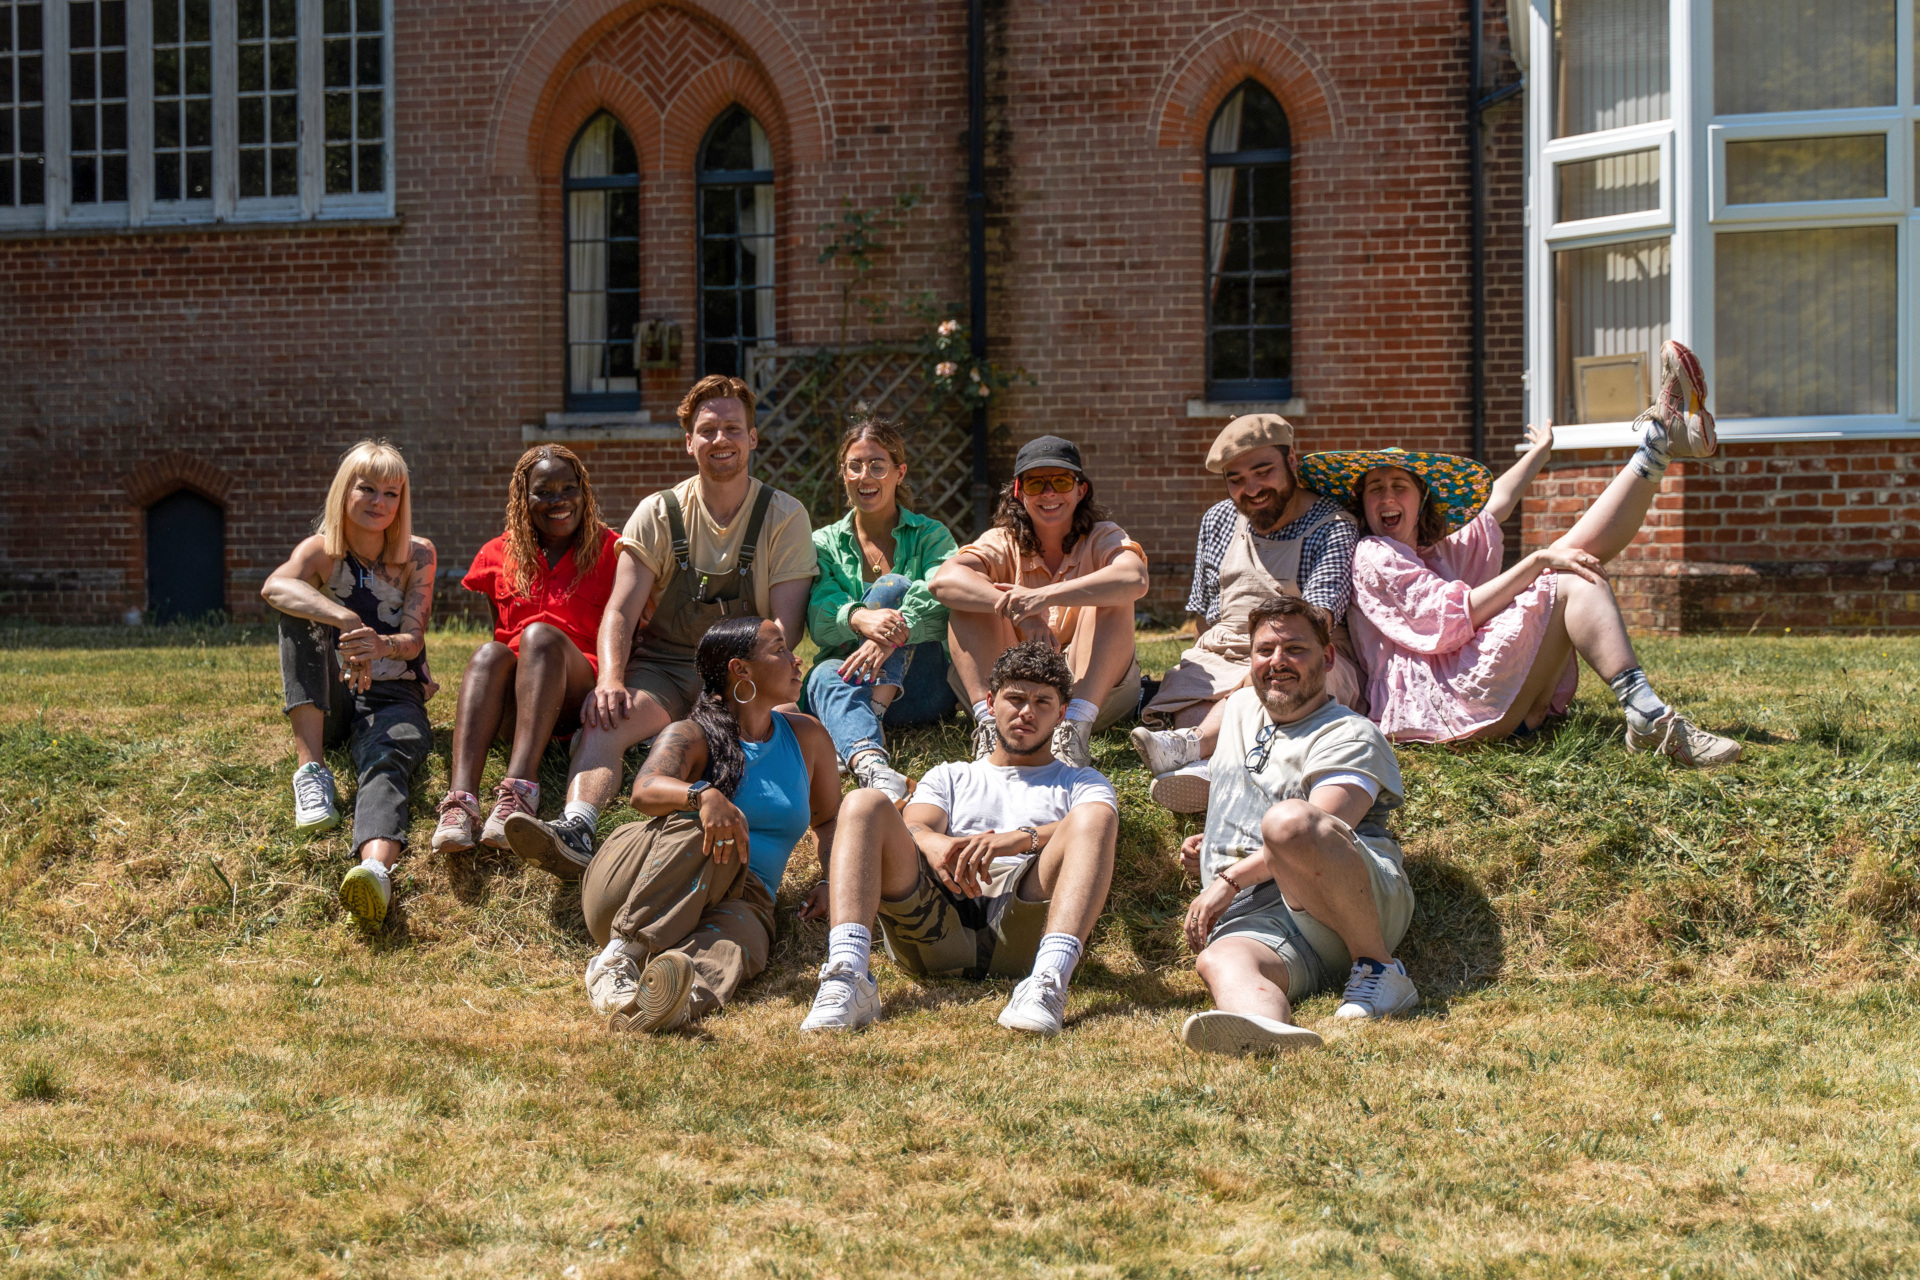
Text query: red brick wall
0 0 1531 625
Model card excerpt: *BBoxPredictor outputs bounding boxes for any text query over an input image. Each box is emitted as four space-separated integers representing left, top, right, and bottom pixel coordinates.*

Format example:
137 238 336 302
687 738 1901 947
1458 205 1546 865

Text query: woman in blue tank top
578 615 842 1033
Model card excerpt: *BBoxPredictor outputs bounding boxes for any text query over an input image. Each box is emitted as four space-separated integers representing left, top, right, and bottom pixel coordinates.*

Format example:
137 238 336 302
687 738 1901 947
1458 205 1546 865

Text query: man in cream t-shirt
1177 596 1418 1057
506 375 817 879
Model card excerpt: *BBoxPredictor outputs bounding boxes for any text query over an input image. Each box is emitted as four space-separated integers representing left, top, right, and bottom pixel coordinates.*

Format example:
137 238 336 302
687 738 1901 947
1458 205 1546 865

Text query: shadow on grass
1399 850 1505 1009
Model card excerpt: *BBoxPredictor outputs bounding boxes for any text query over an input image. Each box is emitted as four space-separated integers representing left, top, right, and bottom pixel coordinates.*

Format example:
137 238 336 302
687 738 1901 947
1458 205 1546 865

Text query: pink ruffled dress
1348 510 1578 742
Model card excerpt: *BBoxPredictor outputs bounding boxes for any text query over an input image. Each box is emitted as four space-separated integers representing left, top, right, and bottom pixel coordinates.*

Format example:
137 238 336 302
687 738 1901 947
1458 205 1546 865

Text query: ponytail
689 614 765 799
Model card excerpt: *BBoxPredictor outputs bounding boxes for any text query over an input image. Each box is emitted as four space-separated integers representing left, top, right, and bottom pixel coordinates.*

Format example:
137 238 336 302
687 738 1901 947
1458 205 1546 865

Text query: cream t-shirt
617 476 817 617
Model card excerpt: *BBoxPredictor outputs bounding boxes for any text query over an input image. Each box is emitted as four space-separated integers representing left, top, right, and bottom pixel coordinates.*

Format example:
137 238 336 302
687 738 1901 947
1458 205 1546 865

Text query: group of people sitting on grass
260 342 1738 1055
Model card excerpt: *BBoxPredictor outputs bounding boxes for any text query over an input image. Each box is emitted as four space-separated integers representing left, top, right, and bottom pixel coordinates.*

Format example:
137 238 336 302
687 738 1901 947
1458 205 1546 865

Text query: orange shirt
954 521 1146 646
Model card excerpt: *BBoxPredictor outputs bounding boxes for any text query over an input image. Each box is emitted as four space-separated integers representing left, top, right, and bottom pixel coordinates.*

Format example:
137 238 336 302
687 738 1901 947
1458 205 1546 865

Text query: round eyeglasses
845 458 894 478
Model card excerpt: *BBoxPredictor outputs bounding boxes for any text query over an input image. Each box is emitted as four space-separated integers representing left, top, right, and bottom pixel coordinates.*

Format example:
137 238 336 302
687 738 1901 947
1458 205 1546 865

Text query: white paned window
1526 0 1920 443
0 0 390 232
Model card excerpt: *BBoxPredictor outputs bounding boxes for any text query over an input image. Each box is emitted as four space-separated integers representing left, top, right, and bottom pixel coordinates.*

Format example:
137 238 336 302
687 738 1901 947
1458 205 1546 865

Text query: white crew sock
972 700 994 725
596 935 644 968
1032 932 1084 985
563 799 600 827
826 922 872 979
358 856 391 885
1063 699 1100 725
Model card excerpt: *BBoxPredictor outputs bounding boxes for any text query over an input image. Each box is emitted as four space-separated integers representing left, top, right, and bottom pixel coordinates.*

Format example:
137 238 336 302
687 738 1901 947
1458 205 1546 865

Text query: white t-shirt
912 759 1118 870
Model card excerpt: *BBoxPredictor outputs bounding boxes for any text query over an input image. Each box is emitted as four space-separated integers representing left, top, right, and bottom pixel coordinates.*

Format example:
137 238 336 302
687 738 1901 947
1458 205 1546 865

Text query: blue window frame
696 106 774 378
563 112 640 411
1205 81 1292 402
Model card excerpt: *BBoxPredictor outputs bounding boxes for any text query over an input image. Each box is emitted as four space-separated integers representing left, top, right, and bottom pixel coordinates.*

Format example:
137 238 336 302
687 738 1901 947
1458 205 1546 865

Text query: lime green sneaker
339 863 391 928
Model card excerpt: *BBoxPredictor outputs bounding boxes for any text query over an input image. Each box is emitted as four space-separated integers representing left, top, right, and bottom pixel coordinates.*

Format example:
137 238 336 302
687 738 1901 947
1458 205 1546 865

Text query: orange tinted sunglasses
1018 474 1080 496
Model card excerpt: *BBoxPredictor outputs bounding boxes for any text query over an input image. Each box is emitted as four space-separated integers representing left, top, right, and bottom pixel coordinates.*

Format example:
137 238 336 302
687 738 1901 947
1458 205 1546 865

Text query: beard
1234 478 1297 533
1255 667 1326 721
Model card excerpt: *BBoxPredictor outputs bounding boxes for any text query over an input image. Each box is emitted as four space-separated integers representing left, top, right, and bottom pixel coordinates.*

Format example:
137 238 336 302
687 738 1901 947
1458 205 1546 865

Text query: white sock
358 856 391 885
563 800 600 827
1032 932 1084 984
972 700 994 725
826 923 872 979
1064 699 1100 725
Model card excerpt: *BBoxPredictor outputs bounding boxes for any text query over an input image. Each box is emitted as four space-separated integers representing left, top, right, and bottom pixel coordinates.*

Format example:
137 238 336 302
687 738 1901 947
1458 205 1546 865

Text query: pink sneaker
431 791 481 855
480 778 540 850
1635 339 1717 458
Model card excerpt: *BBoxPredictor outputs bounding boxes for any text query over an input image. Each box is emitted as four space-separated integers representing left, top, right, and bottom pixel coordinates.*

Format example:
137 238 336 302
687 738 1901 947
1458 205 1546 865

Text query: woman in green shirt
803 418 960 800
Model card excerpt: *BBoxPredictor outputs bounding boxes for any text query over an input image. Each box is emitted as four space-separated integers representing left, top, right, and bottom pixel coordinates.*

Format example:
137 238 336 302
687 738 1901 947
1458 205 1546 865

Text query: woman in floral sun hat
1296 340 1740 767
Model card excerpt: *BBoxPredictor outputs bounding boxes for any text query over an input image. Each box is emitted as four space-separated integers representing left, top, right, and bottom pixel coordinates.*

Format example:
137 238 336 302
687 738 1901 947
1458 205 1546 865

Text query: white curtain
742 117 776 343
1716 226 1895 417
1553 0 1670 138
1553 236 1671 422
1206 89 1244 299
567 117 614 393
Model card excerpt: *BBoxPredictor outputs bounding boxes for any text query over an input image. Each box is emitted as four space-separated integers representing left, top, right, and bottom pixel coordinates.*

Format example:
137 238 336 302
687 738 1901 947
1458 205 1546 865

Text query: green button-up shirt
807 507 958 660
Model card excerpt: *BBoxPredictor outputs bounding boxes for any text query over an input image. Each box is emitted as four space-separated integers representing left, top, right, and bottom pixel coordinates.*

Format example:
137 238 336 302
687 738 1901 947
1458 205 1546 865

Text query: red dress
461 528 622 674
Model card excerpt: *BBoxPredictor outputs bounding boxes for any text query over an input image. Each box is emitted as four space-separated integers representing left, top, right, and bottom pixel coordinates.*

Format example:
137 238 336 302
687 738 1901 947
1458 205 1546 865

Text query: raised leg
1259 799 1389 966
565 695 673 812
505 623 596 780
827 788 926 927
450 641 517 795
946 610 1022 707
1553 462 1659 567
1195 935 1296 1024
1020 800 1118 943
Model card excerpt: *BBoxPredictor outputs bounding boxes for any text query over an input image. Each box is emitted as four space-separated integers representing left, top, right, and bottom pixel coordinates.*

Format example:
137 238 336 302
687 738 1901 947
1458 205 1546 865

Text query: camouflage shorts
876 852 1051 980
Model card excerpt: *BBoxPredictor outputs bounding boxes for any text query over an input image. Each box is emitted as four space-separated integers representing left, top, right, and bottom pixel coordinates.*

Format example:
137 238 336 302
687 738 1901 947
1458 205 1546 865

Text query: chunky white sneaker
799 960 882 1032
584 951 641 1019
1149 759 1211 814
1181 1010 1323 1057
608 952 695 1034
850 753 912 805
1052 719 1093 769
972 718 998 761
480 778 539 850
292 762 341 833
1625 711 1743 767
1333 958 1420 1020
338 862 391 928
998 970 1069 1036
431 791 481 855
1129 724 1200 775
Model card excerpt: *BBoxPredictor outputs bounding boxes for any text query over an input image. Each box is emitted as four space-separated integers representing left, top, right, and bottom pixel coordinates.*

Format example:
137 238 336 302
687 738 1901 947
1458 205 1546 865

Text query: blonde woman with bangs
262 439 438 928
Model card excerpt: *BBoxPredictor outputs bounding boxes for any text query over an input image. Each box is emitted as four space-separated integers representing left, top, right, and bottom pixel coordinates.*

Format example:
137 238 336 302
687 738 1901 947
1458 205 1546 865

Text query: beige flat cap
1205 413 1295 474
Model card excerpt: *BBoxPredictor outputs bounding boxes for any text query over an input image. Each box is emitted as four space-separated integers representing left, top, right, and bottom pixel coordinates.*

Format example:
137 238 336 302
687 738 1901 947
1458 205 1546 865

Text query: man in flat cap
1131 413 1363 812
930 434 1149 768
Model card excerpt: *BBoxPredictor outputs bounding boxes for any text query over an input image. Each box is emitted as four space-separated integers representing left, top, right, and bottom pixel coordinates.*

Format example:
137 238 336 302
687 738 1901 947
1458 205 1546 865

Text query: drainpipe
1468 0 1524 464
967 0 992 534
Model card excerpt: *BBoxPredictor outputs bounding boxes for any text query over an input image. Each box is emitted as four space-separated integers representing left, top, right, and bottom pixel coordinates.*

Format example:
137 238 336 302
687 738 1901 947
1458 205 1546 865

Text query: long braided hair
689 615 767 799
502 445 608 598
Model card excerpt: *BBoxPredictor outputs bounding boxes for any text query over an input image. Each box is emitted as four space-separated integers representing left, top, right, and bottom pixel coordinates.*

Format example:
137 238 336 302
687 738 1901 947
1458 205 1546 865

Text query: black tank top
324 552 428 683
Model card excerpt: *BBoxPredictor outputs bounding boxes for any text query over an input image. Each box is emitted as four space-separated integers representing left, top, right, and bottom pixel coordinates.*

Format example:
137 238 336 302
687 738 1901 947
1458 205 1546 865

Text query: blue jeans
802 575 957 764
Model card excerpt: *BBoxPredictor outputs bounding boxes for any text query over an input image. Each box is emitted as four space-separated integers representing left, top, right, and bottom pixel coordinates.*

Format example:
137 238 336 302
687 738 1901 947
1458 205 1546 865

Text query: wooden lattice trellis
745 345 976 540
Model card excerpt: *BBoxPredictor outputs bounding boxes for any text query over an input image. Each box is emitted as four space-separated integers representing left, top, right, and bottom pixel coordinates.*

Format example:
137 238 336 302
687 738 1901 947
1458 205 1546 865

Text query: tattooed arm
629 721 711 814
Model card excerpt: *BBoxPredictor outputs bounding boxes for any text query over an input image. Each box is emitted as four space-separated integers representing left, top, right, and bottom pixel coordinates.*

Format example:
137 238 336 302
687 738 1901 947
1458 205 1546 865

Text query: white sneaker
292 762 341 833
799 960 882 1032
584 951 641 1019
1052 719 1093 769
338 861 391 928
1129 724 1200 775
850 753 912 805
972 718 998 761
1333 958 1420 1020
1625 711 1743 768
1181 1010 1323 1056
1149 759 1211 814
998 970 1069 1036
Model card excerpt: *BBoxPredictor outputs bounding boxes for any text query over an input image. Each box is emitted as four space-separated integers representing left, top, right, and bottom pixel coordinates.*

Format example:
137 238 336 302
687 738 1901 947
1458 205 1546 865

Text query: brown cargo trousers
580 813 776 1020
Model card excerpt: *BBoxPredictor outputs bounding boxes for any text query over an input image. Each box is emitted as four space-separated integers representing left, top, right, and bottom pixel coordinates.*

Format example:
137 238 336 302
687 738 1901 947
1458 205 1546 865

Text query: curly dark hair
1247 595 1332 648
988 640 1075 704
689 615 768 799
992 475 1109 556
1347 465 1449 549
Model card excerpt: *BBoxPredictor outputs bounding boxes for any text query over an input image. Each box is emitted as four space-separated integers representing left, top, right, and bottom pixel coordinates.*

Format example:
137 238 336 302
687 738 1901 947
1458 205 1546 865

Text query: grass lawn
2 623 1919 1277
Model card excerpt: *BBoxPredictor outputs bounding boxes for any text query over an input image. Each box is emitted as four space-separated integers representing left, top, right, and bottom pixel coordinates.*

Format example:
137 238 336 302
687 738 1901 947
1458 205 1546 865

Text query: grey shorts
1207 819 1415 1001
875 853 1051 980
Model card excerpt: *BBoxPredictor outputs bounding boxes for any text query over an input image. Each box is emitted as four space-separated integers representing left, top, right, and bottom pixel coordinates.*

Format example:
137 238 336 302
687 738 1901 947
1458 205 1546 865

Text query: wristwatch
683 780 712 811
1018 825 1040 854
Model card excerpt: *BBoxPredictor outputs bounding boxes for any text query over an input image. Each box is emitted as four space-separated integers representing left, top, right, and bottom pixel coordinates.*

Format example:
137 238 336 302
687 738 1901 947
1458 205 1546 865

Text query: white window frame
1526 0 1920 447
0 0 392 234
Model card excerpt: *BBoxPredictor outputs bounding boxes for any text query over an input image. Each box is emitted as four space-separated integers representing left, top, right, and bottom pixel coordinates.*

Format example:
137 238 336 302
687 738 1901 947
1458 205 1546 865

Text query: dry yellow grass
2 624 1918 1276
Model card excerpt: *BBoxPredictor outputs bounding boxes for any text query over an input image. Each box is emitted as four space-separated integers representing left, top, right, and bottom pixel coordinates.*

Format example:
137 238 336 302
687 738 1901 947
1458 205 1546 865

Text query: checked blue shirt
1185 496 1358 625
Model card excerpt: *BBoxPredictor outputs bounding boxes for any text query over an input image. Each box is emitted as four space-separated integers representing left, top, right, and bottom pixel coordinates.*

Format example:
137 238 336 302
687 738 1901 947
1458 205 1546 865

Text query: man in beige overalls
506 375 818 879
1131 414 1364 813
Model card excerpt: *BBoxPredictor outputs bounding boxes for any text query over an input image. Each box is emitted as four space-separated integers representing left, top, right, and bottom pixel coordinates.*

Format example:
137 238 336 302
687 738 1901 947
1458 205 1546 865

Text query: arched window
147 489 225 622
1205 81 1292 401
564 112 641 409
697 107 774 378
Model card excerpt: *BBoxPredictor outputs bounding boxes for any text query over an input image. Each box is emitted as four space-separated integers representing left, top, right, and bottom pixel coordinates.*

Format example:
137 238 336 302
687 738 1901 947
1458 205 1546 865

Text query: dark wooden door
146 490 226 623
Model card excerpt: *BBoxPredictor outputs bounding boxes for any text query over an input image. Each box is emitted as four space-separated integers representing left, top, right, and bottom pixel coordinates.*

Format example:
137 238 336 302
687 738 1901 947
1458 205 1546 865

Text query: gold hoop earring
731 678 757 704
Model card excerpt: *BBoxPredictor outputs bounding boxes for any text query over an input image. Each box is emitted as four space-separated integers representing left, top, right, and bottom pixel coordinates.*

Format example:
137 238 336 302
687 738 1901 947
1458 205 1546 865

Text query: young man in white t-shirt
799 640 1119 1037
1178 596 1419 1057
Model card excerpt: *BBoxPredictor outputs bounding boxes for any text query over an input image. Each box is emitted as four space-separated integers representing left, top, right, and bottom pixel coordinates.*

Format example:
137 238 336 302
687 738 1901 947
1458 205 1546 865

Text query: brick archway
122 451 233 509
1149 13 1345 151
490 0 830 181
